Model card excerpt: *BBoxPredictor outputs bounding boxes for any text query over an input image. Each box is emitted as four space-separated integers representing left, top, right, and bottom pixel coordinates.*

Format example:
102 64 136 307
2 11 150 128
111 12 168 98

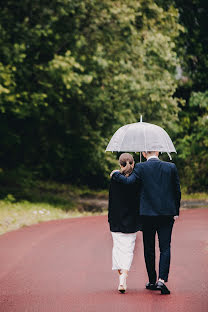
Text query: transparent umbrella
105 117 176 160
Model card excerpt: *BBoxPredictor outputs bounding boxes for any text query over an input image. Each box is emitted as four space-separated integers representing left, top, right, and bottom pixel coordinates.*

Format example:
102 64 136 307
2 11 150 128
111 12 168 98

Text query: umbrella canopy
105 120 176 158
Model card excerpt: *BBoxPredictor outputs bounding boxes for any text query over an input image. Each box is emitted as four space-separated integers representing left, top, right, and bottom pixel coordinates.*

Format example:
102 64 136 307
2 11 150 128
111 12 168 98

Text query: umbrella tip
140 115 142 122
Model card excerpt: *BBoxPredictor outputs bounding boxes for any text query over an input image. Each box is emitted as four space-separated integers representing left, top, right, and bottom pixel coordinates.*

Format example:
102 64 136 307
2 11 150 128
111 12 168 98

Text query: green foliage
176 92 208 192
175 0 208 91
0 0 182 187
156 0 208 192
3 194 16 203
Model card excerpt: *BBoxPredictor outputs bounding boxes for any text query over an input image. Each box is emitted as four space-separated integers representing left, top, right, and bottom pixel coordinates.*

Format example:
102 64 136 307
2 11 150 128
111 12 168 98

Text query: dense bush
0 0 182 187
0 0 207 191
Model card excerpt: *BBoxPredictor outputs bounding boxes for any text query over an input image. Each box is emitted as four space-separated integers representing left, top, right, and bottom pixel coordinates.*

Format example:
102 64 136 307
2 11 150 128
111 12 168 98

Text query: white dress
111 232 137 271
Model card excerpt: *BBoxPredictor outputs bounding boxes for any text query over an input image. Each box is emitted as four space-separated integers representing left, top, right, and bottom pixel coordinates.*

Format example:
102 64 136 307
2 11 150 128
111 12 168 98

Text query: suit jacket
108 177 142 233
112 158 181 217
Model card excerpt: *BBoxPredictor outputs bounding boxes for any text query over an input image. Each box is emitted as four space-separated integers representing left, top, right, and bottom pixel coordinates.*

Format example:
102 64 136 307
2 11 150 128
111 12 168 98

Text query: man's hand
174 216 179 220
110 170 119 178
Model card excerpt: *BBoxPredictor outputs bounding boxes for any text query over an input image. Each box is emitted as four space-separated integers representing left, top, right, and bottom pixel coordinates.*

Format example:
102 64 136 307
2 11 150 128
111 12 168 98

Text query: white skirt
111 232 137 271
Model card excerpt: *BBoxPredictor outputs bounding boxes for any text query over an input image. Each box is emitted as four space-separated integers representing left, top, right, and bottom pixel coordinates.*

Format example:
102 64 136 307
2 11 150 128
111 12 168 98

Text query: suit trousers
142 216 174 283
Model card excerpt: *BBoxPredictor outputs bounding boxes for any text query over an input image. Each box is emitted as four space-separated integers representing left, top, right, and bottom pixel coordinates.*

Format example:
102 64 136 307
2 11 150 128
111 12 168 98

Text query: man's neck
147 155 159 161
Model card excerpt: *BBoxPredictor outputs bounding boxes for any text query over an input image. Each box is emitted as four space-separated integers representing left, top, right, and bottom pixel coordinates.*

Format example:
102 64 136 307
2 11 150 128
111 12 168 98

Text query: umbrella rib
119 124 131 151
163 129 171 152
143 123 147 152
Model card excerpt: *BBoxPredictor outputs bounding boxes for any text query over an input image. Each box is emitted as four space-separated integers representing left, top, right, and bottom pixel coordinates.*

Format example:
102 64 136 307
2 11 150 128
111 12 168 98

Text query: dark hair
119 153 134 177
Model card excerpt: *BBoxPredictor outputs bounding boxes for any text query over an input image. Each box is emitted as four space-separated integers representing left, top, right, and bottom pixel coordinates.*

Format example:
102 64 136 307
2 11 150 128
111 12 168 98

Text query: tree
176 91 208 192
156 0 208 192
0 0 182 187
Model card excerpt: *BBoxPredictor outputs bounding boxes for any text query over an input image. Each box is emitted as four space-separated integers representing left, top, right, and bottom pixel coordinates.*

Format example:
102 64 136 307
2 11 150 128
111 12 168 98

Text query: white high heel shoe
118 272 128 293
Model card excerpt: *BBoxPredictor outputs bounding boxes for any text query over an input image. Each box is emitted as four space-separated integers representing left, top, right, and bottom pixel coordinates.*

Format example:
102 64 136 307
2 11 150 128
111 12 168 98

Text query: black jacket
108 177 142 233
113 158 181 217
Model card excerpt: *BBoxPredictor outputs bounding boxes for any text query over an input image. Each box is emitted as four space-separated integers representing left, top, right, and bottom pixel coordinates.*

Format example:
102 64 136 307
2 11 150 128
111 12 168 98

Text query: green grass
181 192 208 200
181 186 208 200
0 180 207 235
0 199 107 235
0 181 109 235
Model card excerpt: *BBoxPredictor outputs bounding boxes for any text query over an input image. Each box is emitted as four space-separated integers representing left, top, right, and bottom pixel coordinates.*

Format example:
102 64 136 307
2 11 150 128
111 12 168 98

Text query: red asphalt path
0 208 208 312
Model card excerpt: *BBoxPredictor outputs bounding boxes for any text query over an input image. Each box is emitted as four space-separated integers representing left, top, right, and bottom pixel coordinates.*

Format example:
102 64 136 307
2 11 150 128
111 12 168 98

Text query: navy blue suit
112 158 181 216
112 158 181 282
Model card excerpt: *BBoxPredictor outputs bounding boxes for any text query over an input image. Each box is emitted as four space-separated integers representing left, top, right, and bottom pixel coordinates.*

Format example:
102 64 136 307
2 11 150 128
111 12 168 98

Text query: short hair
144 151 158 155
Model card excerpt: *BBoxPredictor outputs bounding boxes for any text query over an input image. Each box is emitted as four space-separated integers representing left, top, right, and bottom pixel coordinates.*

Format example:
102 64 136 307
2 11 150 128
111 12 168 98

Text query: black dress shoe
146 282 157 290
156 281 170 295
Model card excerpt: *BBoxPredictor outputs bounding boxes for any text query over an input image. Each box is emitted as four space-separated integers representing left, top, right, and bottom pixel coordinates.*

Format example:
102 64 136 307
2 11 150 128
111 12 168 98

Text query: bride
108 153 142 293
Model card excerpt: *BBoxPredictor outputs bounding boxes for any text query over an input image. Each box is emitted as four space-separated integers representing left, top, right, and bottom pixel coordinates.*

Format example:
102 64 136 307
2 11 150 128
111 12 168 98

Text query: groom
111 151 181 295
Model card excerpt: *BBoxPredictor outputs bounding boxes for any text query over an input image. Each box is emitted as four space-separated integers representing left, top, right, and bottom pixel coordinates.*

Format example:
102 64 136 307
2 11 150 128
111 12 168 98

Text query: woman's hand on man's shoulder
110 170 120 178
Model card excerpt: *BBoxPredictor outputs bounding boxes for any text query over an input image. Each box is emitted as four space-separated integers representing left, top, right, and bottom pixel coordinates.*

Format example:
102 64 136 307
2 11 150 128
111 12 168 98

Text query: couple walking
108 151 181 295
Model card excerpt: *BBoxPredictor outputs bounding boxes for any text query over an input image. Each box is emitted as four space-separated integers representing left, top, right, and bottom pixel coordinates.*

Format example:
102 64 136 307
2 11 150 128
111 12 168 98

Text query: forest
0 0 207 193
